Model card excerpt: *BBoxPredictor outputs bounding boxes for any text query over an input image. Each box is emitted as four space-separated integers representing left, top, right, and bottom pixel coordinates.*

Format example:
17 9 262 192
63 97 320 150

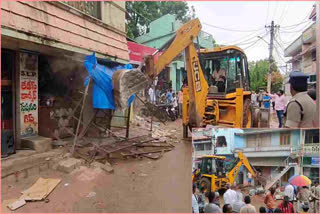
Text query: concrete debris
58 158 82 173
63 152 72 159
249 189 256 196
256 187 264 194
139 173 148 177
86 192 96 198
7 199 26 211
91 161 114 173
64 183 69 187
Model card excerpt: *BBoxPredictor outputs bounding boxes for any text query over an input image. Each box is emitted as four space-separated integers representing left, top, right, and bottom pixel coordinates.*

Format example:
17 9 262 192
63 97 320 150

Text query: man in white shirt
148 87 155 104
224 183 237 207
284 183 295 204
192 184 199 213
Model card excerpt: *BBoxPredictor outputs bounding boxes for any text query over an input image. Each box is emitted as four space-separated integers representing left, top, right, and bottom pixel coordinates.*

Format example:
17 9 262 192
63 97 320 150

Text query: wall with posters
19 52 38 137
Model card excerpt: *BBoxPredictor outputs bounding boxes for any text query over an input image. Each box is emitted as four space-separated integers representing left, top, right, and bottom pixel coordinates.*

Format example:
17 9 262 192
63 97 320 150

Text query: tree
126 1 195 38
249 59 283 93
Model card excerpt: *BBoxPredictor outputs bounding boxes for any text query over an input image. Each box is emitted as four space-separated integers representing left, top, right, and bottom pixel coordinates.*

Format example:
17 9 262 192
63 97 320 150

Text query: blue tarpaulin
84 52 135 109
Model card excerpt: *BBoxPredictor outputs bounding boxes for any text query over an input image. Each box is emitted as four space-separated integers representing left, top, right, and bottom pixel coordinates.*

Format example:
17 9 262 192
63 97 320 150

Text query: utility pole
265 21 280 93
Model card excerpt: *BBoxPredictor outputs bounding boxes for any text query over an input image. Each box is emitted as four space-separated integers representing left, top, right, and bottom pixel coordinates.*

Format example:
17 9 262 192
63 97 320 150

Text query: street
1 119 192 213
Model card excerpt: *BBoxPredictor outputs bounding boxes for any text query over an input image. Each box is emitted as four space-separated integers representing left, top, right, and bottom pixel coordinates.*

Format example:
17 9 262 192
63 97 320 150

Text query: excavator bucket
112 68 149 109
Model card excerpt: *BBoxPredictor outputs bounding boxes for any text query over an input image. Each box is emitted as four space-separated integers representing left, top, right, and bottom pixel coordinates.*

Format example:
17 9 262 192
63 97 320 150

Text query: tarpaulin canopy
84 52 135 110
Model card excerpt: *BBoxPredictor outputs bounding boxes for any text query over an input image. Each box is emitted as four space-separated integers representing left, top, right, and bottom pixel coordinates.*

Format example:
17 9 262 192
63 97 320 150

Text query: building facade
135 14 214 92
284 5 317 94
1 1 129 156
301 129 319 182
234 129 301 186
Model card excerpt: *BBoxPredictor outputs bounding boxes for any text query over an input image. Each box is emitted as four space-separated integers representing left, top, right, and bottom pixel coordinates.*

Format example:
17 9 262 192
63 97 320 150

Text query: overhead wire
219 29 267 46
272 1 280 22
202 22 264 33
265 0 270 25
278 0 290 25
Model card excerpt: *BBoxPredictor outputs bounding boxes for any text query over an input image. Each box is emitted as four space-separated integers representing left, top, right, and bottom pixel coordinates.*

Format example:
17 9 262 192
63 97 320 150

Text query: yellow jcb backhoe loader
193 152 257 193
112 18 267 137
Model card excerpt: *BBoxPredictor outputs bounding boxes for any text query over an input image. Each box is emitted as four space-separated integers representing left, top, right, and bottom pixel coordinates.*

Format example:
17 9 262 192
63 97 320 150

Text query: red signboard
127 41 161 65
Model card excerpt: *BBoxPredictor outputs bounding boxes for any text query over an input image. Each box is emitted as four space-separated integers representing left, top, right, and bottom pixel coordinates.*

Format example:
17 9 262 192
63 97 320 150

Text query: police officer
284 71 316 128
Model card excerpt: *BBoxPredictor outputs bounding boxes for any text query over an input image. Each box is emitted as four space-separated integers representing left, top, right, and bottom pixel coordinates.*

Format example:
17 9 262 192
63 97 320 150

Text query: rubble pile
73 133 175 165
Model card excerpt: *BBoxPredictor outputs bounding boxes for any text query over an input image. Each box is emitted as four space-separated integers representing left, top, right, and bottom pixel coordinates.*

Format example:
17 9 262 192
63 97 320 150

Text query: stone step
21 135 53 152
1 149 64 181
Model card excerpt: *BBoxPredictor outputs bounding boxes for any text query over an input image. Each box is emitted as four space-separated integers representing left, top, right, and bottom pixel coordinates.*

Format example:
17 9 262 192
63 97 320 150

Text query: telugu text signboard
20 53 38 137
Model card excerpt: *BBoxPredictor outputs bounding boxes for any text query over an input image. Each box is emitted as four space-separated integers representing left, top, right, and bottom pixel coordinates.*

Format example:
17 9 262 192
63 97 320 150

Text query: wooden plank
20 178 61 201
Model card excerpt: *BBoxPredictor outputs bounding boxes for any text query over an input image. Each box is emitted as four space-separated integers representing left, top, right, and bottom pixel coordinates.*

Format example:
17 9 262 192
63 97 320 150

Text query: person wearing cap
284 71 317 128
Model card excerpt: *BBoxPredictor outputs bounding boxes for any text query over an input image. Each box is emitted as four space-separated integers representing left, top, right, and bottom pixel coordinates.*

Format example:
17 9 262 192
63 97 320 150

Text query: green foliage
249 59 283 93
126 1 195 38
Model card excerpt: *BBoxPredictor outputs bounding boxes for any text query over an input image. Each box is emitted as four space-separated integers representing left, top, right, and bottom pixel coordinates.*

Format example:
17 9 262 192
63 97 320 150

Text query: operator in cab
284 71 317 128
212 61 226 92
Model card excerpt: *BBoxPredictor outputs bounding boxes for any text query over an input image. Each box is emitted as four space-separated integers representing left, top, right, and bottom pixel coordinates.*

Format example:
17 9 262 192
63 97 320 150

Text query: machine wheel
242 98 252 128
200 177 211 193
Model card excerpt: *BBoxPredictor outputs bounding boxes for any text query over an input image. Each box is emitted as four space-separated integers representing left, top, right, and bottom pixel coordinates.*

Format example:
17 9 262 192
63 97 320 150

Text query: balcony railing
64 1 101 20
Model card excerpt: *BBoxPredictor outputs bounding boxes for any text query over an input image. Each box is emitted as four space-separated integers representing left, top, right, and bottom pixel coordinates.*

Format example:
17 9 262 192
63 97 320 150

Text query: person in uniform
284 71 317 128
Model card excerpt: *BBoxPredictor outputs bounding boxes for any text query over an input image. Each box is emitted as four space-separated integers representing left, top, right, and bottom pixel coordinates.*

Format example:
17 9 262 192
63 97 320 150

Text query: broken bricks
90 161 114 173
58 158 83 173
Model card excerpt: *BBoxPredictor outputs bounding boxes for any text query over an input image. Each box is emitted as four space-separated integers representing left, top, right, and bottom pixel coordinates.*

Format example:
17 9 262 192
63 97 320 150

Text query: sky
188 1 315 73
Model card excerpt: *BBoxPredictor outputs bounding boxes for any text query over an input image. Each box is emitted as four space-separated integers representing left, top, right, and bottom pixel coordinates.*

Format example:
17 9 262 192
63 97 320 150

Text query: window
305 129 319 144
204 143 212 151
216 136 227 147
280 132 291 146
226 56 242 93
64 1 101 19
194 144 205 151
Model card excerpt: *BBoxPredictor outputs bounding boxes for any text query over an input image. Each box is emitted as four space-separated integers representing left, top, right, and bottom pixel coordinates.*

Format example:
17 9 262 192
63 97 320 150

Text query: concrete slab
21 136 52 153
1 149 64 178
58 158 82 173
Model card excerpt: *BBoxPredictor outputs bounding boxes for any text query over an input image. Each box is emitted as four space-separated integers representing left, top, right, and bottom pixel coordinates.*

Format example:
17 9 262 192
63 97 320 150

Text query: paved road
2 119 192 213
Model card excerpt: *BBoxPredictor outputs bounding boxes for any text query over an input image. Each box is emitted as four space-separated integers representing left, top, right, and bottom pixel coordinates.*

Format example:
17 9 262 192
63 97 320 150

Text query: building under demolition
1 1 130 157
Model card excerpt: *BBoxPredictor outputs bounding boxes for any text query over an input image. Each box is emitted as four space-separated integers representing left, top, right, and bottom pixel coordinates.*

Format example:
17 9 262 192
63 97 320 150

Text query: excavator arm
145 18 209 127
113 18 208 125
227 152 257 185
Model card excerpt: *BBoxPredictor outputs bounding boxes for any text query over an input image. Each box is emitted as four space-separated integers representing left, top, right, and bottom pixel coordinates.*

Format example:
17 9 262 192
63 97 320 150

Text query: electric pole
265 21 280 93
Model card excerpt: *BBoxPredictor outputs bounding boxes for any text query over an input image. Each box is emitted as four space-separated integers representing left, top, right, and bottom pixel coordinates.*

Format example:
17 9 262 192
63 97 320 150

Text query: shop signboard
311 157 319 166
19 52 38 137
303 143 319 155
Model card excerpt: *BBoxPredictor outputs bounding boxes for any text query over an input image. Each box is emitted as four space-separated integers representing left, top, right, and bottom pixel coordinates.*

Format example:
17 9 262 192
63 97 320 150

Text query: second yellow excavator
113 18 267 137
192 152 257 193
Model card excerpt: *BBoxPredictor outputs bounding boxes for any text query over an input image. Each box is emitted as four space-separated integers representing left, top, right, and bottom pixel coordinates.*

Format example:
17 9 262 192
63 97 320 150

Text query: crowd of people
147 85 184 117
251 71 317 129
192 182 319 213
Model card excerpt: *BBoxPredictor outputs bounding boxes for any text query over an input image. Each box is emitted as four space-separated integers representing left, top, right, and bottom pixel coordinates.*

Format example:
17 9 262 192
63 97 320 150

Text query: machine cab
199 155 227 178
199 46 250 95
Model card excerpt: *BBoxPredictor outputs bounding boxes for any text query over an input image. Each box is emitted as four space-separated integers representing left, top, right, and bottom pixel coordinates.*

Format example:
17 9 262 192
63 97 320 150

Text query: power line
265 0 270 24
272 1 280 21
218 29 266 45
278 1 290 25
203 22 264 33
281 20 312 29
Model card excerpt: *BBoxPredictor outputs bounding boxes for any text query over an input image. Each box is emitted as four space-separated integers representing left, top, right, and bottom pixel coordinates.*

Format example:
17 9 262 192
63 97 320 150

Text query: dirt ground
1 119 192 213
